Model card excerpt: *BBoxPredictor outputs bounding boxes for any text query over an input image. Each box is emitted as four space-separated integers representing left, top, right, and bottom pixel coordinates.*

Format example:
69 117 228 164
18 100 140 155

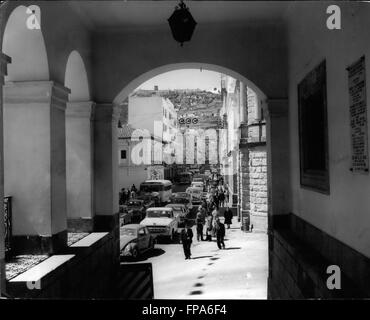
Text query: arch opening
113 63 267 105
2 5 49 82
64 50 90 102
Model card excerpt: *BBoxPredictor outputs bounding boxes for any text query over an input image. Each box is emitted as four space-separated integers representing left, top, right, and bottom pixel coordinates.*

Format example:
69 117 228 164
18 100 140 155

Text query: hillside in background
132 89 222 114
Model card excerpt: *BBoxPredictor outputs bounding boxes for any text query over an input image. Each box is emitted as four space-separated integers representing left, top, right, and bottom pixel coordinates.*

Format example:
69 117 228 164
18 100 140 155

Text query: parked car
190 181 204 189
192 176 204 184
201 192 209 201
140 207 178 241
126 199 146 222
136 194 158 209
120 224 154 260
186 187 203 204
171 192 193 210
120 207 133 226
165 203 189 229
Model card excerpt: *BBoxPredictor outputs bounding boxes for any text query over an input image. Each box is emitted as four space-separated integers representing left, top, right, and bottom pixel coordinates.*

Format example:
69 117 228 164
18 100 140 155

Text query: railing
4 196 12 259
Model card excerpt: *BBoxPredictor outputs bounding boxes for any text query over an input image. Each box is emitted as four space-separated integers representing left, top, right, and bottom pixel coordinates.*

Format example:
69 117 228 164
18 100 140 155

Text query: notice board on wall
348 56 369 174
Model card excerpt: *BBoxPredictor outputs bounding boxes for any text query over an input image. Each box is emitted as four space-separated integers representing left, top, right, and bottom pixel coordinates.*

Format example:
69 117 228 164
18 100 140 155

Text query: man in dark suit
215 218 226 249
180 222 193 259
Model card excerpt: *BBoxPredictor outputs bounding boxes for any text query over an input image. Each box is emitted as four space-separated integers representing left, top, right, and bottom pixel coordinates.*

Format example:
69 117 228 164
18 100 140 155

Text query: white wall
128 96 162 136
288 2 370 257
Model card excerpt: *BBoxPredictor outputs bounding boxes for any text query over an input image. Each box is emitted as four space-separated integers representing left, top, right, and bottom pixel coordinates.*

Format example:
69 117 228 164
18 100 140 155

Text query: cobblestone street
147 219 268 299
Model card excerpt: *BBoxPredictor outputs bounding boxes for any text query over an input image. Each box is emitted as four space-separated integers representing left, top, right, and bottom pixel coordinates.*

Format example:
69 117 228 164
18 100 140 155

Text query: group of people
207 186 229 209
119 184 138 205
180 195 234 260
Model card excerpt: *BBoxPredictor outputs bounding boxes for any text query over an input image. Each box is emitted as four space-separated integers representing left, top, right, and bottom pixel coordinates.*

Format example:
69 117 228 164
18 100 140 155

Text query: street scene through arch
1 0 370 304
116 67 269 299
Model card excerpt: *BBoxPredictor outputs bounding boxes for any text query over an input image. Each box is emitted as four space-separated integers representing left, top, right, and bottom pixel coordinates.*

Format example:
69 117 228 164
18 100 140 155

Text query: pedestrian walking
180 222 193 259
123 188 129 203
218 191 225 207
195 214 204 241
211 207 219 237
130 189 136 199
205 213 213 241
215 218 226 249
225 188 229 204
224 207 233 229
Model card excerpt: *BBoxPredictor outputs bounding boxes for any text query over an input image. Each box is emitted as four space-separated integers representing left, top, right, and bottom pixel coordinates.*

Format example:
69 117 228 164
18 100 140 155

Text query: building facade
128 93 178 179
117 124 166 190
220 76 267 231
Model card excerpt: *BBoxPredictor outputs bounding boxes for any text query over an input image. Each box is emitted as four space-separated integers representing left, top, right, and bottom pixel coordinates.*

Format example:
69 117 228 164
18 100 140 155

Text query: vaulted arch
64 50 90 102
2 5 49 82
113 62 267 105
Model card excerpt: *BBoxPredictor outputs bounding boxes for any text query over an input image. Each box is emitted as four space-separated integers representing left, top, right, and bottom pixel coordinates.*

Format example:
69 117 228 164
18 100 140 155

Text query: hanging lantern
168 0 197 46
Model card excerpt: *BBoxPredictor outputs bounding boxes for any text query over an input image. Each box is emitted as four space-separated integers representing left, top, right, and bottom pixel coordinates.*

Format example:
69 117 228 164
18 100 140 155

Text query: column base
0 258 5 295
94 213 119 232
241 210 251 232
67 217 95 233
11 230 67 255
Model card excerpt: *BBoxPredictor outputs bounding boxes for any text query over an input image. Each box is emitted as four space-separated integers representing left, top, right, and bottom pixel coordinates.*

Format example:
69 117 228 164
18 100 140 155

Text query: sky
138 69 221 92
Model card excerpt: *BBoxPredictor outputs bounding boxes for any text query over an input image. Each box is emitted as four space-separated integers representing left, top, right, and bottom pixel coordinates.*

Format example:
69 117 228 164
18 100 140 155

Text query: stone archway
113 62 267 105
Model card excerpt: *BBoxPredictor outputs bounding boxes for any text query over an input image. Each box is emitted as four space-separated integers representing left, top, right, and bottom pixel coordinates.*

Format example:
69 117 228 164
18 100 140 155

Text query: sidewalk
151 218 268 299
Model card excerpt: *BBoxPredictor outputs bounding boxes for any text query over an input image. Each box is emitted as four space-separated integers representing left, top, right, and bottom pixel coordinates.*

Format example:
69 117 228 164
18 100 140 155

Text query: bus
139 180 173 204
176 172 192 185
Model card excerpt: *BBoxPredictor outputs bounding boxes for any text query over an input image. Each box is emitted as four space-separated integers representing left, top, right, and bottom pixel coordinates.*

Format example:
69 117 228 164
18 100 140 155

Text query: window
120 150 127 160
298 60 330 193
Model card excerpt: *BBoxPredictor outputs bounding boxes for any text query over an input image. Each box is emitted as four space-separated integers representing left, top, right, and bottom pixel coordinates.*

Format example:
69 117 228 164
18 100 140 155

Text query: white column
263 98 290 230
66 101 95 232
3 81 70 254
0 53 11 295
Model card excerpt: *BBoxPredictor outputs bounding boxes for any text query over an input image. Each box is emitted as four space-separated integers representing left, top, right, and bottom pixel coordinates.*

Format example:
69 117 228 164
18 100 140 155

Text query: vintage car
186 187 203 204
120 224 154 260
136 194 158 209
165 203 189 229
140 207 178 241
170 192 193 210
120 207 134 226
190 181 204 191
126 199 146 222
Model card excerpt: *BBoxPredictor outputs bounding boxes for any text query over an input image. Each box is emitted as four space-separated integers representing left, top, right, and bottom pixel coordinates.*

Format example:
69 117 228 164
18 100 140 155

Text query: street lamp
168 0 197 46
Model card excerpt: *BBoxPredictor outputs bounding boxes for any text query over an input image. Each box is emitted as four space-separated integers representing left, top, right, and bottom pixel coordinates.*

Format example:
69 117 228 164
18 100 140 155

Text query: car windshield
120 228 137 236
176 192 188 198
172 198 189 204
140 184 163 192
147 210 172 218
127 201 142 206
188 189 202 194
168 206 183 211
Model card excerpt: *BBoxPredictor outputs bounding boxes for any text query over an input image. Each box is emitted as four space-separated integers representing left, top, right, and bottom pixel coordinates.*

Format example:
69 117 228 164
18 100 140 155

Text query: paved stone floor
148 219 268 299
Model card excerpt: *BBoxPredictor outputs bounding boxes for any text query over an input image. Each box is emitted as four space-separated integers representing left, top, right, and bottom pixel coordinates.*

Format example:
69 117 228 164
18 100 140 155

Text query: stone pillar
66 101 95 232
3 81 70 255
239 125 250 231
263 99 290 231
93 103 120 231
93 103 121 295
0 53 11 295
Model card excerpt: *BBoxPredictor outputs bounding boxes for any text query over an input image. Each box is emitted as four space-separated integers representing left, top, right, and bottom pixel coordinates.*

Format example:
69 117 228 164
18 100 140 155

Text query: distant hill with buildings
128 88 223 129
